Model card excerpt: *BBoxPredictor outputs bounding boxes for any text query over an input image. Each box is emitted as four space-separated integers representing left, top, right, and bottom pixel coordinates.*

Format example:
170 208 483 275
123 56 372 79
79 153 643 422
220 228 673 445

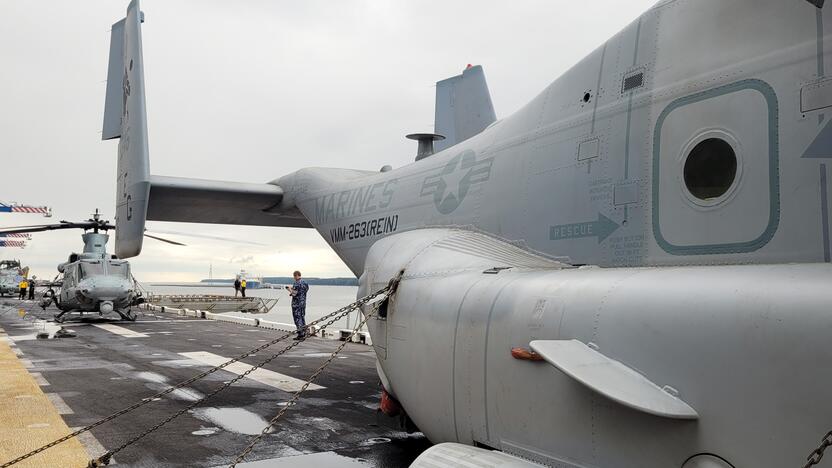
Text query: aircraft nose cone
82 278 131 301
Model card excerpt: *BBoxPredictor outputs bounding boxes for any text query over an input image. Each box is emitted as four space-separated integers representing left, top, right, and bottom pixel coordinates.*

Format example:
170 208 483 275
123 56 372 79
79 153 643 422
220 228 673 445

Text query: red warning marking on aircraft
11 206 49 214
0 240 26 247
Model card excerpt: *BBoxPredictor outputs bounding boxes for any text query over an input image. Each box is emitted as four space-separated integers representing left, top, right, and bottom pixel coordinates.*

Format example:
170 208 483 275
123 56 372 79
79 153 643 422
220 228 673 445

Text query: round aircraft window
683 138 737 201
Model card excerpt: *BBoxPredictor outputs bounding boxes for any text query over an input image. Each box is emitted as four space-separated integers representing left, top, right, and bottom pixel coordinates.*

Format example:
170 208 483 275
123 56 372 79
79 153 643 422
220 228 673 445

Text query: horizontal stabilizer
147 176 310 228
434 65 496 152
530 340 698 419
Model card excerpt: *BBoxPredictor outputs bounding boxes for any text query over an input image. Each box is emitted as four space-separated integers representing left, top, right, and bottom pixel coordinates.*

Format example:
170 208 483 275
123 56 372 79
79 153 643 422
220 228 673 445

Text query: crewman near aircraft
286 270 309 340
234 277 241 297
18 278 28 300
28 276 36 300
240 278 247 298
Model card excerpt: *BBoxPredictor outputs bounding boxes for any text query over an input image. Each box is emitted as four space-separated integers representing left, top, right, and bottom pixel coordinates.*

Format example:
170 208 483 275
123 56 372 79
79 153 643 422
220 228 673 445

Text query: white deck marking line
132 319 212 324
31 372 50 386
179 352 324 392
8 334 38 342
71 426 115 464
45 393 74 414
92 324 149 338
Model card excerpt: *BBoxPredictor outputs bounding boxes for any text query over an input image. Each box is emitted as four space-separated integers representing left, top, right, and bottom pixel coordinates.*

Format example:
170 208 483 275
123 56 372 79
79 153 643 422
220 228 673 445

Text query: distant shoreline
202 277 358 287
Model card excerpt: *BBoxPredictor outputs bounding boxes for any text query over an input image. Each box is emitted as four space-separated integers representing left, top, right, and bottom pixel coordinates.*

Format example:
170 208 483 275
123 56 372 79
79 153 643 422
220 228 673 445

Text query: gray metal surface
361 228 832 467
411 443 540 468
109 0 150 259
99 0 832 466
147 176 308 228
433 65 496 153
145 294 277 314
529 339 698 419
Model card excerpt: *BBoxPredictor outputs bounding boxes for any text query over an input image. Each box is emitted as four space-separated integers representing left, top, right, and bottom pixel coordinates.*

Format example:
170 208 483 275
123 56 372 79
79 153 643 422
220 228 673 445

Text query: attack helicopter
0 260 27 298
0 210 183 322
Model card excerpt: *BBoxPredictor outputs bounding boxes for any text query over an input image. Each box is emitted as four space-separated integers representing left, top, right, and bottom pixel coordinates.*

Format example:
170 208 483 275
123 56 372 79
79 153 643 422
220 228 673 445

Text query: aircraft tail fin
102 1 308 258
434 65 496 153
103 0 150 258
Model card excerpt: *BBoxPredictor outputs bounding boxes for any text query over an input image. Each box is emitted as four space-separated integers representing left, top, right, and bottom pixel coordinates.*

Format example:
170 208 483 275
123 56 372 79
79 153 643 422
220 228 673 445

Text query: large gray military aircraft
103 1 832 467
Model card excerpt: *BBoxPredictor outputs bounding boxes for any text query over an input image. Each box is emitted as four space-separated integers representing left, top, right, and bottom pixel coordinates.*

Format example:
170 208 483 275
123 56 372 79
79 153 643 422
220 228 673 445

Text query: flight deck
0 298 429 467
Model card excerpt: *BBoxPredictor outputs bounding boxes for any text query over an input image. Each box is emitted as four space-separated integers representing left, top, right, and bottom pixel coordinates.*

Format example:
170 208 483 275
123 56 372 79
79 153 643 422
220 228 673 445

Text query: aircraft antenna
406 133 446 161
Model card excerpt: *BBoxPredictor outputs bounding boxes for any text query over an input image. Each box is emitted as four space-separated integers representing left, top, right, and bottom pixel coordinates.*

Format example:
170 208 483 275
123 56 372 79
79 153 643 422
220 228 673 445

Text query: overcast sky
0 0 657 282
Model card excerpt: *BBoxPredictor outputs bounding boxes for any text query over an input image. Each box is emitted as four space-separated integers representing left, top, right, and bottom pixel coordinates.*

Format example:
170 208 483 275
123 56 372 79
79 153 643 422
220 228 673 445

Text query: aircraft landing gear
116 310 137 322
40 289 55 311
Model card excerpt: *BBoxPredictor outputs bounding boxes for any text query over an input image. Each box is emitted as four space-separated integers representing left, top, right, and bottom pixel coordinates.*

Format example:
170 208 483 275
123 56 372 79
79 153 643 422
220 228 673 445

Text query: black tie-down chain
230 294 384 467
1 285 390 468
86 285 392 467
804 430 832 468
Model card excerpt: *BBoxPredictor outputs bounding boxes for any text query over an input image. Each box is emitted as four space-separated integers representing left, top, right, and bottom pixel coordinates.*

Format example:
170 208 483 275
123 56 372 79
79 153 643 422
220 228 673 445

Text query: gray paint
101 0 832 466
652 79 780 255
819 7 825 78
822 164 830 262
433 65 496 153
589 44 607 134
365 229 832 468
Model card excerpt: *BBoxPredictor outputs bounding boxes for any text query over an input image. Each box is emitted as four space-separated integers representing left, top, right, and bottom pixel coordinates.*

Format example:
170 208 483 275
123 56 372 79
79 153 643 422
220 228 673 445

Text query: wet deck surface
0 299 430 467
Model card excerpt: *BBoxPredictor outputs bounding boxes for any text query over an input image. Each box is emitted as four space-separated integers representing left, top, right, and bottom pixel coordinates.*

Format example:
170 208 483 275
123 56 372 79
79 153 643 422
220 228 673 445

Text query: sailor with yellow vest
18 278 28 300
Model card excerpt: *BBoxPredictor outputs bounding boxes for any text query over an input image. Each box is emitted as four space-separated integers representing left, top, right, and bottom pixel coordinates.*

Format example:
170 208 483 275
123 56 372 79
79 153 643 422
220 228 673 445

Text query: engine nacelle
360 228 832 468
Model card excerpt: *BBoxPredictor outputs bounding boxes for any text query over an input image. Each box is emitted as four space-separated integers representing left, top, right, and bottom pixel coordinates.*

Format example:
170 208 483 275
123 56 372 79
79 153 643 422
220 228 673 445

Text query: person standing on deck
28 276 35 300
286 271 309 340
234 277 241 297
18 278 27 300
240 278 247 298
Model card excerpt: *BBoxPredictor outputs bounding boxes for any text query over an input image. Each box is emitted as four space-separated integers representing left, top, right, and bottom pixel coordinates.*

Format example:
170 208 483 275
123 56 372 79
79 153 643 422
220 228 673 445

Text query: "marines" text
315 180 397 224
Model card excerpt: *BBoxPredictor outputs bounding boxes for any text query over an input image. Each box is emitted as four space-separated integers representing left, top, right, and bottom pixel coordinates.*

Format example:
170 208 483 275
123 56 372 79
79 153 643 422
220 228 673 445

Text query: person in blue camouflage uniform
287 270 309 340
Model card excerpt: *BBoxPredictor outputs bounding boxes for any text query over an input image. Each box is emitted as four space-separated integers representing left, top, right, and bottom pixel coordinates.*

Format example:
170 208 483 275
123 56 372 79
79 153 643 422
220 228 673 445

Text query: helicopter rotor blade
0 220 116 235
143 233 187 246
147 229 267 246
0 223 93 235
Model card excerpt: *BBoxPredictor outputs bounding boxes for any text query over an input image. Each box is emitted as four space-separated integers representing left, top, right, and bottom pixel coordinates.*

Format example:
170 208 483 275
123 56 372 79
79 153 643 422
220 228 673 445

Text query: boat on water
151 269 267 289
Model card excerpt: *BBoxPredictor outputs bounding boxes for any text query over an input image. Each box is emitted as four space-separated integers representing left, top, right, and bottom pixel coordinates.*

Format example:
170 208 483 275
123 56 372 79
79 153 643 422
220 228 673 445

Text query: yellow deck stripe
0 327 88 468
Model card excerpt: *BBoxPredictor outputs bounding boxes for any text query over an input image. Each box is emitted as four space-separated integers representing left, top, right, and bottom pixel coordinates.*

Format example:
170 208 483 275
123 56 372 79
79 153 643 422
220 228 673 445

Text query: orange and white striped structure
0 203 51 217
0 241 26 248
